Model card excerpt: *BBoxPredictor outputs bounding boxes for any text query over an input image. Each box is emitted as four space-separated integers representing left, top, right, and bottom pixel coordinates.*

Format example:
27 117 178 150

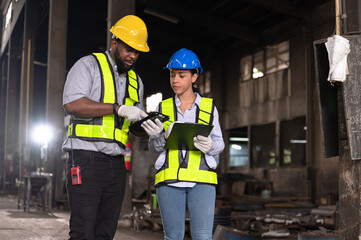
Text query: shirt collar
175 92 201 107
105 50 119 73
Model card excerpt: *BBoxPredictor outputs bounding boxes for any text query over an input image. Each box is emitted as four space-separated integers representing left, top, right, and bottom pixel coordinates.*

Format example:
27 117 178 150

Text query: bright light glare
146 92 162 112
253 67 264 79
231 144 242 150
32 125 53 145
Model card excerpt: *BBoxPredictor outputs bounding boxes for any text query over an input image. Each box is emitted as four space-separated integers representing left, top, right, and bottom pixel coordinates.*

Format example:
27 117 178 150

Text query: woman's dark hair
190 69 198 75
191 69 200 93
192 85 200 93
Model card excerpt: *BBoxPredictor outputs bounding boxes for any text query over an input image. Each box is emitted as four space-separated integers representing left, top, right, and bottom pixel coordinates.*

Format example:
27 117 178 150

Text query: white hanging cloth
325 35 350 83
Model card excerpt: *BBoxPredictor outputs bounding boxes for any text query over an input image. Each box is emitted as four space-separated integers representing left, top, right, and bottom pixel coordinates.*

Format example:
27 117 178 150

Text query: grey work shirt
62 50 144 156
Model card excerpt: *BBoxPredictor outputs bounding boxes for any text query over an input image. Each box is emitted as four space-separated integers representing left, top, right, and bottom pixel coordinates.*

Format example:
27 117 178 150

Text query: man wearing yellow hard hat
62 15 149 239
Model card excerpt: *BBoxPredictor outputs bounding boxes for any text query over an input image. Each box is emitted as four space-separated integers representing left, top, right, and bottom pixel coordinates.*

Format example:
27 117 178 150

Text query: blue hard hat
164 48 203 74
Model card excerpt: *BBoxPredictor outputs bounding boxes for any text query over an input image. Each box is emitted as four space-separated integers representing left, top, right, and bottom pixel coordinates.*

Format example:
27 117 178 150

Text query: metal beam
207 0 232 13
345 0 361 33
107 0 135 50
1 0 26 56
149 26 209 53
247 0 312 21
144 0 260 44
262 18 302 46
46 0 68 205
193 5 255 45
106 0 136 215
3 35 21 192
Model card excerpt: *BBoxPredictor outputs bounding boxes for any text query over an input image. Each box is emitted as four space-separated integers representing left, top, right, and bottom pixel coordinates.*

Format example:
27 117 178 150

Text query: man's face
112 40 139 73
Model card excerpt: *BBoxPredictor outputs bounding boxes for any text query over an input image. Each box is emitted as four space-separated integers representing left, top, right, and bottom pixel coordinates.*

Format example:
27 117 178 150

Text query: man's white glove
141 119 164 136
117 105 147 122
164 122 175 140
193 135 213 154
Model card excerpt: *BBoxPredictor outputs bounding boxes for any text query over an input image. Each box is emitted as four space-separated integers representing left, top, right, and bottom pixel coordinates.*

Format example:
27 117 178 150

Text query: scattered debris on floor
213 225 259 240
223 196 339 239
130 196 339 239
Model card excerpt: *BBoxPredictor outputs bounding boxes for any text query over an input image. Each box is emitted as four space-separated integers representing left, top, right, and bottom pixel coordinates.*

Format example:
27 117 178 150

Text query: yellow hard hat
110 15 150 52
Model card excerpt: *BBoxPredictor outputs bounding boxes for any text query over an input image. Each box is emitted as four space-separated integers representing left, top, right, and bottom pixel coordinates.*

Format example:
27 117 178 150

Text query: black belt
70 149 124 160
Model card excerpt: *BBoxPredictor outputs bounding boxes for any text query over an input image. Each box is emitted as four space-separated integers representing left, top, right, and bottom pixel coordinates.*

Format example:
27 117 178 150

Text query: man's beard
114 49 133 73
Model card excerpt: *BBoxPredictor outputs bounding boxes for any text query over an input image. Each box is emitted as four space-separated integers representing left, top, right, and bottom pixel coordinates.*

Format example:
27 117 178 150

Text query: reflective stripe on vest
161 98 175 132
67 53 139 148
155 97 217 186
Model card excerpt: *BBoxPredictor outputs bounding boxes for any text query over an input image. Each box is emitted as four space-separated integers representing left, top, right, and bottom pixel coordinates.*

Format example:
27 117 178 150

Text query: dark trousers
66 150 127 240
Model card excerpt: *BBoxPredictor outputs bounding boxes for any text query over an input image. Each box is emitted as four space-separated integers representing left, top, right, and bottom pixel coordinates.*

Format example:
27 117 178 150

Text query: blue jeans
156 184 215 240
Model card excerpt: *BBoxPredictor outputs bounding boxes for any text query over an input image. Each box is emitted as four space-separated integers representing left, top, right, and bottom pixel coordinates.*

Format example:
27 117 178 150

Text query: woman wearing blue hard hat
141 48 225 240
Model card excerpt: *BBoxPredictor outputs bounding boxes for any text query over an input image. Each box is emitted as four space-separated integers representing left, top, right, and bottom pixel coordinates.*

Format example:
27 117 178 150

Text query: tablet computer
164 123 213 150
129 112 170 137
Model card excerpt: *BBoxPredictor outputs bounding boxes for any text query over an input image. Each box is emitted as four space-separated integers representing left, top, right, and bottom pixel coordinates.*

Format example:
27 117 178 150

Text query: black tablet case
129 112 169 137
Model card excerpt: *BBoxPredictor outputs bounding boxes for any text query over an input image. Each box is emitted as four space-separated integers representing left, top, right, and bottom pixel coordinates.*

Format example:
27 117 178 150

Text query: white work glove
193 135 213 154
141 119 164 136
164 122 175 140
117 105 147 122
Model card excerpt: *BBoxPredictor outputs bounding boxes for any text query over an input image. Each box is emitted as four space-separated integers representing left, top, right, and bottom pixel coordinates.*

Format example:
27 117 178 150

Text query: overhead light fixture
229 137 249 142
290 139 307 144
144 8 180 24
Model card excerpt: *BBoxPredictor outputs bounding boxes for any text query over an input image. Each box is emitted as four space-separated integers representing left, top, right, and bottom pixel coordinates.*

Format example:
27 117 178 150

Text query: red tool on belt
71 166 82 185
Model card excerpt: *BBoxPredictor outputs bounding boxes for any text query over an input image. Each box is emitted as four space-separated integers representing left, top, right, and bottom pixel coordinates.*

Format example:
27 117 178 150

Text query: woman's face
169 69 198 96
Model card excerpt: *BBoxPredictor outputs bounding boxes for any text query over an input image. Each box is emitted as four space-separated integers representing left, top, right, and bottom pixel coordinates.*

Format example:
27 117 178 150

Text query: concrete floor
0 196 168 240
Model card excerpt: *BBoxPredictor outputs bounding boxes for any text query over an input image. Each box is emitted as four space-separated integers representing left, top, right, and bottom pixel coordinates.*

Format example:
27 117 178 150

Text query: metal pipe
341 0 347 35
26 39 30 147
335 0 341 35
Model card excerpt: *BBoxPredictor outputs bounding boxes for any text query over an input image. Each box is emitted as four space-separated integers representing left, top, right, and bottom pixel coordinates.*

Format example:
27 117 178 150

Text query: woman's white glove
141 119 164 136
193 135 213 154
118 105 147 122
164 122 175 140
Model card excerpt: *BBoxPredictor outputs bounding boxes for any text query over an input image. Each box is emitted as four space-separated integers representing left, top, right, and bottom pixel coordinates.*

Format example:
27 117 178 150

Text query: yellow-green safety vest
155 97 218 186
67 53 140 149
